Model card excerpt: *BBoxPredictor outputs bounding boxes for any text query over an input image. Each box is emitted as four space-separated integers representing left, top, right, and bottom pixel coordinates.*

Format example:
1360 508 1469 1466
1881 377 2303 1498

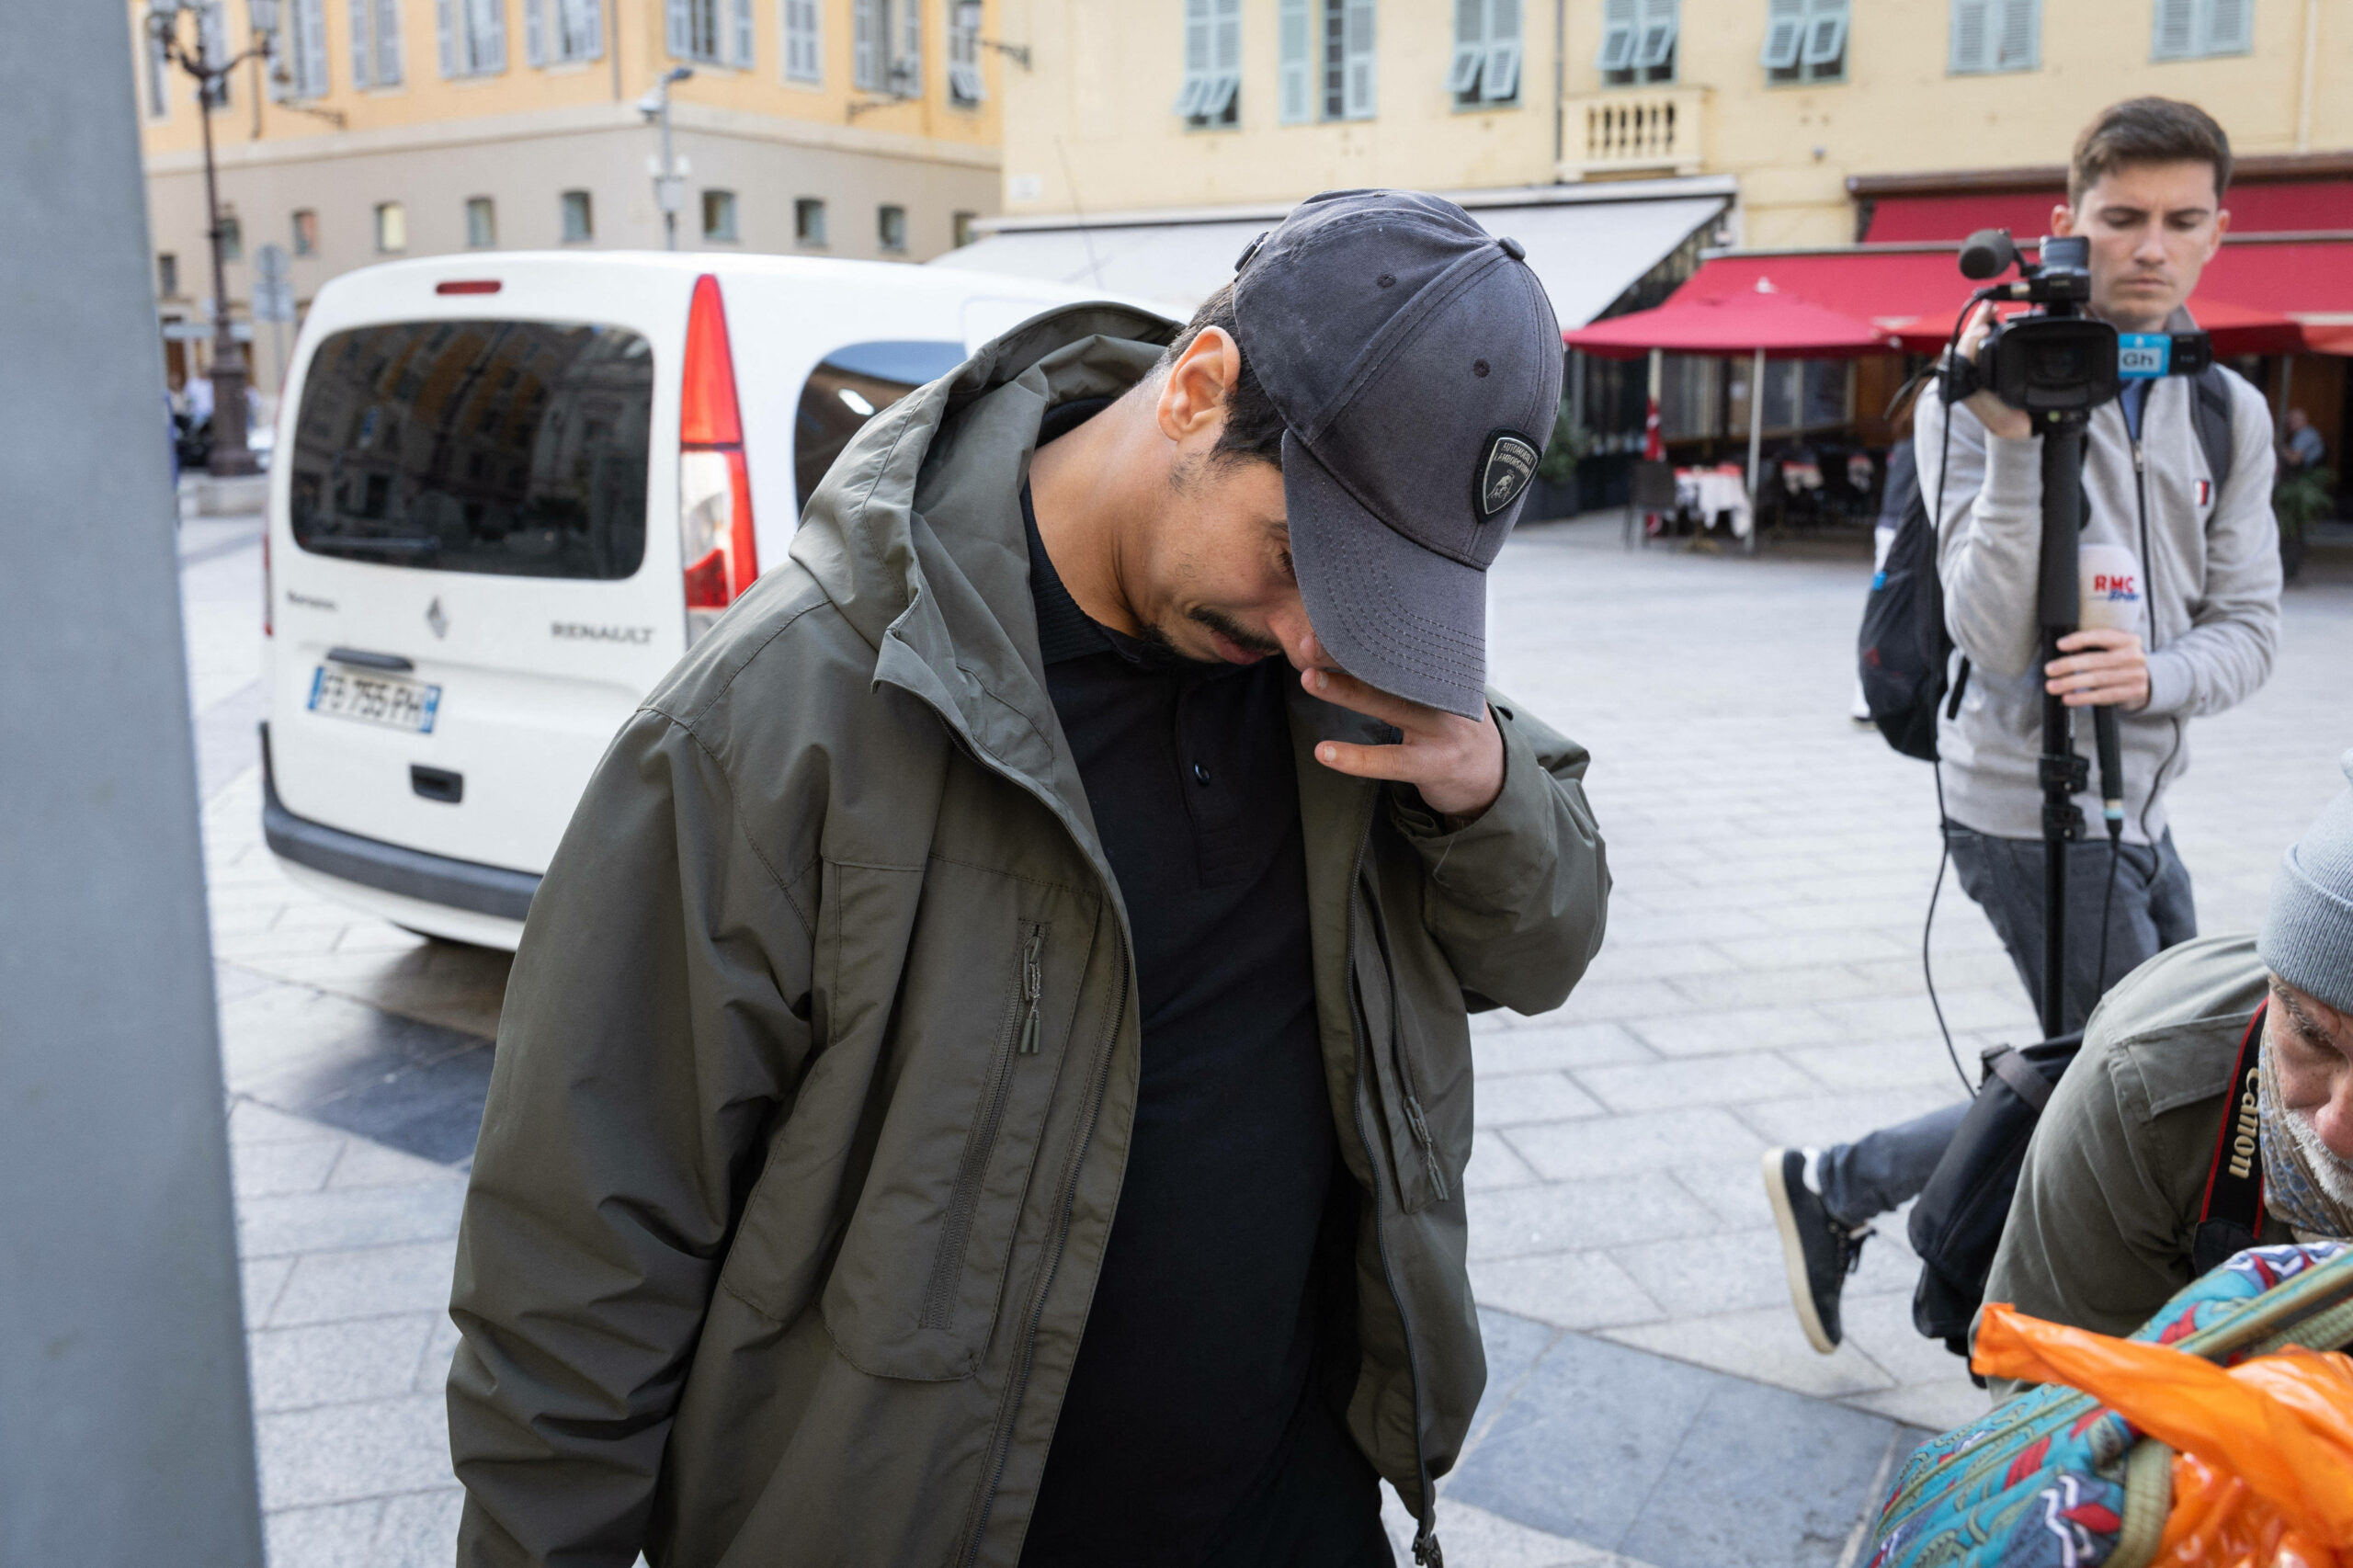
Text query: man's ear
2050 202 2076 238
1155 328 1242 447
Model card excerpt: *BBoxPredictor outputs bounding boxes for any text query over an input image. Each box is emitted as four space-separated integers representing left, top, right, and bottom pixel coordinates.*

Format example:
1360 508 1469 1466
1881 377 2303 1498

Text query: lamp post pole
640 66 695 250
153 0 278 478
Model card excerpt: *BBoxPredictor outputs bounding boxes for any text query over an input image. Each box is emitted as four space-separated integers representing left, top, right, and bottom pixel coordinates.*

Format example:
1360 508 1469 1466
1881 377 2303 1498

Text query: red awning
1663 238 2353 355
1563 283 1893 358
1865 181 2353 242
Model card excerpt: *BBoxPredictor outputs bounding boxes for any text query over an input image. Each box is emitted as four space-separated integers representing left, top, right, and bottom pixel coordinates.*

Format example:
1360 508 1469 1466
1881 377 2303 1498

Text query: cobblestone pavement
185 506 2353 1566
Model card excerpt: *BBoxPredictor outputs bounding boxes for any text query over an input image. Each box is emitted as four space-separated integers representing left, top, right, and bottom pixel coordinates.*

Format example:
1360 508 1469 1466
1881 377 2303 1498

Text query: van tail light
679 274 756 645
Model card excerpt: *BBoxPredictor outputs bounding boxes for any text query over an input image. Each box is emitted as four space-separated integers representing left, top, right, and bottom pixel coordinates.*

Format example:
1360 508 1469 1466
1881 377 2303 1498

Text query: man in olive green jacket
449 200 1607 1567
1983 753 2353 1397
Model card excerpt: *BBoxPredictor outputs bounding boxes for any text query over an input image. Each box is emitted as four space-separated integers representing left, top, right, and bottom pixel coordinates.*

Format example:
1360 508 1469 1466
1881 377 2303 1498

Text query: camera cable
1921 303 1984 1097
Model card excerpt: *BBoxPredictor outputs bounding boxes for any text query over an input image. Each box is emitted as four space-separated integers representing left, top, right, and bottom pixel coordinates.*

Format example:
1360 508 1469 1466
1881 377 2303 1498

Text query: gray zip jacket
1917 335 2280 846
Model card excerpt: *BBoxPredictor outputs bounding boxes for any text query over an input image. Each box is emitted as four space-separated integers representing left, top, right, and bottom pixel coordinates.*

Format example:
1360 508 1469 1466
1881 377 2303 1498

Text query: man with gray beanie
1977 748 2353 1395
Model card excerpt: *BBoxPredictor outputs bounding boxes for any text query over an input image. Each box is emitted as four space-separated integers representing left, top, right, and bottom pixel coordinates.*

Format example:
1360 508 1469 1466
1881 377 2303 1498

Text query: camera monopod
1940 229 2212 1037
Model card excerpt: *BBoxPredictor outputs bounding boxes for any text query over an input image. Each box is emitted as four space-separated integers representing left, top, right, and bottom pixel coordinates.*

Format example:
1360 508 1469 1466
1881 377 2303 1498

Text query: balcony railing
1560 87 1708 179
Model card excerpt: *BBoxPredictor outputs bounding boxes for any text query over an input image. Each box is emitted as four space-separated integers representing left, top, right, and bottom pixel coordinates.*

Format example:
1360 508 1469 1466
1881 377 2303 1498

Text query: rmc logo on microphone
2091 572 2140 602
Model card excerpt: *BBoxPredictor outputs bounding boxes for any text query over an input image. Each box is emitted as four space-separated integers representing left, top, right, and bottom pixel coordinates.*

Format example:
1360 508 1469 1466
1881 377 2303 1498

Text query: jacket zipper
924 922 1046 1334
2129 435 2186 840
1366 897 1449 1205
896 722 1127 1568
1343 807 1444 1568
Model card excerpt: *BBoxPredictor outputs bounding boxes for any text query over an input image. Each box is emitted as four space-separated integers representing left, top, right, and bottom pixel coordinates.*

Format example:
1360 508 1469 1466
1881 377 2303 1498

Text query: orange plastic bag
1975 1303 2353 1568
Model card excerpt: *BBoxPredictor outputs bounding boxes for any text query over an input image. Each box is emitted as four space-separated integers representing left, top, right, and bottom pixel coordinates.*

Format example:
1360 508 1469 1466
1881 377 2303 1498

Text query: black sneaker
1762 1148 1870 1354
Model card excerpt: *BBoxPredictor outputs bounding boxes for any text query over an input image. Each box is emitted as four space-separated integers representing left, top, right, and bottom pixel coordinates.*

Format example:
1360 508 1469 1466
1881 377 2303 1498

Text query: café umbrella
1563 280 1894 517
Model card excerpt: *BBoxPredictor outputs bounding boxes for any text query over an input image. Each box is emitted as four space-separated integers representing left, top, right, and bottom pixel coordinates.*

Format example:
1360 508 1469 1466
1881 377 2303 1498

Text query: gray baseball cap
1233 188 1563 719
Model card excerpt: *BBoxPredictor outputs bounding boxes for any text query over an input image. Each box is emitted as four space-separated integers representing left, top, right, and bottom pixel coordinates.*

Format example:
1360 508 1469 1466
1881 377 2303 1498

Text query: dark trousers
1815 826 2199 1228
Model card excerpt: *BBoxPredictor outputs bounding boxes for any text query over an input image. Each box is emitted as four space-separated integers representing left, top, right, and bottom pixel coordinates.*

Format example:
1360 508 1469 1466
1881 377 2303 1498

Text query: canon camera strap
2191 1002 2269 1274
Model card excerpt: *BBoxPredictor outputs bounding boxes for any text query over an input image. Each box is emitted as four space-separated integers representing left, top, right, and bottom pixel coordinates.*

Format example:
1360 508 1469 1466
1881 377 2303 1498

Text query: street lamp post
151 0 278 478
638 67 695 251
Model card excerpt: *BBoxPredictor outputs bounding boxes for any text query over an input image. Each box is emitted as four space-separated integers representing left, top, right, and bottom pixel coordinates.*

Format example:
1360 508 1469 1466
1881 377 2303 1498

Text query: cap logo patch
1477 431 1540 517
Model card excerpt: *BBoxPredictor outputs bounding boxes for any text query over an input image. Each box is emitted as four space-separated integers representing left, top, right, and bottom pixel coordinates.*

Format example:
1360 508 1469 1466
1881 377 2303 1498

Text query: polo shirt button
1192 763 1211 786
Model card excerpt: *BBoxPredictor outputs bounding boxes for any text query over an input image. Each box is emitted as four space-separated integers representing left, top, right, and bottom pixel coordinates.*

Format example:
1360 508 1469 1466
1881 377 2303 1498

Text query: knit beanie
2259 746 2353 1018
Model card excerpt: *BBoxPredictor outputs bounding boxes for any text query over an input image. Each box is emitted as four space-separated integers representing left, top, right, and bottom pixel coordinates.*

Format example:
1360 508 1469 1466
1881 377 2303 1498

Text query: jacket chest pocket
820 859 1099 1381
1357 892 1472 1217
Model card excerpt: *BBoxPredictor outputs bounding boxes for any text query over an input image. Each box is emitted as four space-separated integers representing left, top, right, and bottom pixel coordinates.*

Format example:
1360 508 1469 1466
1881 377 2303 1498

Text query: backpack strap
2190 1002 2268 1274
2189 365 2235 492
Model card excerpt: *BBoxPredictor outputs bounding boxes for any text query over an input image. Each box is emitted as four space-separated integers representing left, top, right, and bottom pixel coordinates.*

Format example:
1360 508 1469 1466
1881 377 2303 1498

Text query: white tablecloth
1677 469 1753 540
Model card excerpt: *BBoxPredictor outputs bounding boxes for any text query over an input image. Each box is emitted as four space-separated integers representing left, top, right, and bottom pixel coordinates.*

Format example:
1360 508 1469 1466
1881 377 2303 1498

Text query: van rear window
289 320 654 579
795 339 966 507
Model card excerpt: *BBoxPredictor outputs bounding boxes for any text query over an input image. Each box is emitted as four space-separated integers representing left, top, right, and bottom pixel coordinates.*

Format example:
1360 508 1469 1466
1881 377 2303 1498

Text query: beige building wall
139 0 1005 393
998 0 2352 247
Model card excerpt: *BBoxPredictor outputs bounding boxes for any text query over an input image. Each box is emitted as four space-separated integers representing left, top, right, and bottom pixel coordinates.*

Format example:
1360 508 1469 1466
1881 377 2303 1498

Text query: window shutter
851 0 877 85
437 0 459 74
1995 0 2036 67
1483 0 1519 98
1278 0 1310 119
349 0 371 85
1799 0 1845 66
301 0 329 92
2151 0 2195 58
375 0 404 80
1949 0 1986 70
525 0 546 65
1343 0 1375 119
667 0 693 58
1449 0 1482 94
1634 0 1676 69
573 0 604 60
1176 0 1208 114
786 0 820 80
2204 0 2250 52
730 0 754 64
1759 0 1802 67
1597 0 1636 70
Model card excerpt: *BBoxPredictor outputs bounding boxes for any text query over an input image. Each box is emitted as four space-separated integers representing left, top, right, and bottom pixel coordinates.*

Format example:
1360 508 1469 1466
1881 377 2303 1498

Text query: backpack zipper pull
1412 1523 1444 1566
1017 929 1042 1055
1403 1093 1449 1203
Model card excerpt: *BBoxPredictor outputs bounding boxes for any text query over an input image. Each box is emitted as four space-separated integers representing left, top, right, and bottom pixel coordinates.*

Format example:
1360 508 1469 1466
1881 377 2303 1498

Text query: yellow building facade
138 0 1007 392
990 0 2351 252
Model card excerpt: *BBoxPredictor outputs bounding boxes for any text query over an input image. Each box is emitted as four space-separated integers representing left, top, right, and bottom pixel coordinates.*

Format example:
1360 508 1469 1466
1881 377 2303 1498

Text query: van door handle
327 647 415 672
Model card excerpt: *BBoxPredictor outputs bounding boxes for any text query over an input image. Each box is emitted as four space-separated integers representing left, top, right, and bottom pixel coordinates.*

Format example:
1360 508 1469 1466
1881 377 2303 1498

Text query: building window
292 210 319 256
703 189 740 242
2152 0 2251 59
878 204 909 253
1278 0 1310 121
666 0 753 65
560 189 594 243
1175 0 1241 127
219 215 244 262
350 0 405 85
373 201 406 253
851 0 920 92
784 0 823 81
1762 0 1846 84
1598 0 1677 85
198 1 234 107
796 197 828 245
144 19 174 117
526 0 605 65
158 254 180 299
438 0 509 76
947 0 983 103
465 197 496 247
1322 0 1376 121
1949 0 2038 72
1450 0 1522 106
273 0 330 99
951 210 978 248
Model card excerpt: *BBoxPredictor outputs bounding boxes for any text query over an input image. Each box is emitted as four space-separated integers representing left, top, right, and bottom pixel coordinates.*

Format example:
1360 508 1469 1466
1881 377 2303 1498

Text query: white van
262 252 1096 949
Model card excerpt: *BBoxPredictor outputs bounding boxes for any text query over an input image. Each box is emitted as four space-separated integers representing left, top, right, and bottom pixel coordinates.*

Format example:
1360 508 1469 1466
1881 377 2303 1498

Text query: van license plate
307 665 441 733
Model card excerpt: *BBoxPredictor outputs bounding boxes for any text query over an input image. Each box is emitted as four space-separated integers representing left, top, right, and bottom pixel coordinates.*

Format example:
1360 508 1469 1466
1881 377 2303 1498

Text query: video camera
1940 230 2212 415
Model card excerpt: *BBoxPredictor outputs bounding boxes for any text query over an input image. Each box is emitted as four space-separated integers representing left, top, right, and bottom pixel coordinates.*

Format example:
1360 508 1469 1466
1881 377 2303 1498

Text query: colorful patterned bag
1865 1242 2353 1568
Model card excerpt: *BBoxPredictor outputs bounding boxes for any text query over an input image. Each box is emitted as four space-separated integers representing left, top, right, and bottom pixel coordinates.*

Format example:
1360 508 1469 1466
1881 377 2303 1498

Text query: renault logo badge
426 597 449 639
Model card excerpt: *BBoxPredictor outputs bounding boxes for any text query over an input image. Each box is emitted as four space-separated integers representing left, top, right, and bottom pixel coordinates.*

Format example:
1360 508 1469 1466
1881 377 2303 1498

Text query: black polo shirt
1016 485 1384 1568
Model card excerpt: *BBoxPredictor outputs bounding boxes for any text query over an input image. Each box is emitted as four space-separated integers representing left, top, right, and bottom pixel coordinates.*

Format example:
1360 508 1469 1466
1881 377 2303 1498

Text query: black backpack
1908 1004 2269 1361
1857 368 2237 762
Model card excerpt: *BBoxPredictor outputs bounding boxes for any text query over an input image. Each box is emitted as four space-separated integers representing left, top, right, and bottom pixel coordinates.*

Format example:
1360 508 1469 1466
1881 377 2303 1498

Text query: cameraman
1767 97 2281 1357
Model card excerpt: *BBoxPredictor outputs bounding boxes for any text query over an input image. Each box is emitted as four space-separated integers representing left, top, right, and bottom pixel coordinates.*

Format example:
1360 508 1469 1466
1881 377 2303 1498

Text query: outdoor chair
1625 459 1679 549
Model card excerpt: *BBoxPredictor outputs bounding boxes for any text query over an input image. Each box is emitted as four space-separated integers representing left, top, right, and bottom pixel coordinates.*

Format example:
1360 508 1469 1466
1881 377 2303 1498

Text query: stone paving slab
179 513 2353 1563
